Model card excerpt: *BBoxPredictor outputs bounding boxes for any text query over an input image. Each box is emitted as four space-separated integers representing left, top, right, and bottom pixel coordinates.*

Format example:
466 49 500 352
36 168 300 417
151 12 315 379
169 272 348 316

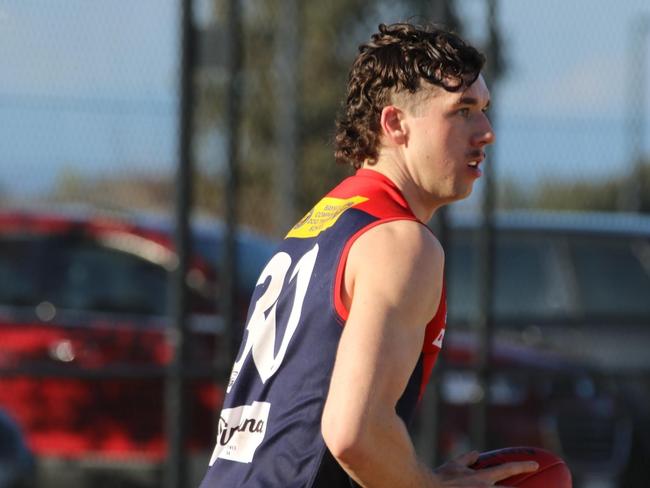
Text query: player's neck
361 159 440 223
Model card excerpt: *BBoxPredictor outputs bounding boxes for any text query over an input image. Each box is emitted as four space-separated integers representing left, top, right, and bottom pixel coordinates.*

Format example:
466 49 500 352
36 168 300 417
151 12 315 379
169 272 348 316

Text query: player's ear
380 105 408 145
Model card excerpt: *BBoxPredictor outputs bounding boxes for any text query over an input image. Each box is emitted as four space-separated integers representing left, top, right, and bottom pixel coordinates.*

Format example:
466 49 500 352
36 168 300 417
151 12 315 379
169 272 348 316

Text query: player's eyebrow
454 96 490 109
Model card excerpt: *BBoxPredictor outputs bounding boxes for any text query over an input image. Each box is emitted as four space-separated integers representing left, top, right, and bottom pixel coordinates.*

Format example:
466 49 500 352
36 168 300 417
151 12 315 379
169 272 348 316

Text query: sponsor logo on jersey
285 195 368 239
208 401 271 465
432 328 445 348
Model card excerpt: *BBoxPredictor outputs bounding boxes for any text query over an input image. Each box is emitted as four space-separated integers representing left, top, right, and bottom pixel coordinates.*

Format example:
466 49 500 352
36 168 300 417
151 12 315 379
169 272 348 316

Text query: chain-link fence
0 0 179 214
457 0 650 215
0 2 187 487
1 1 649 487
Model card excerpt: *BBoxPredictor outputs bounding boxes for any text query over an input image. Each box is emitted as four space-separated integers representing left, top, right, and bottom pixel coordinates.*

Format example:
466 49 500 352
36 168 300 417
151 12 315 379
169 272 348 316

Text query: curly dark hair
334 23 486 169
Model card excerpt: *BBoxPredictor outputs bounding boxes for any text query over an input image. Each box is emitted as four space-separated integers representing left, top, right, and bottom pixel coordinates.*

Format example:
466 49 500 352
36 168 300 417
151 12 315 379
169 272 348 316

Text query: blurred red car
0 208 274 462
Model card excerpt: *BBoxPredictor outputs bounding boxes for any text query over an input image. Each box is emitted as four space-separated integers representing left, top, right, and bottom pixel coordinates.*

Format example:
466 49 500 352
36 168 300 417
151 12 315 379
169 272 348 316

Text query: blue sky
0 0 179 197
1 0 649 204
461 0 650 187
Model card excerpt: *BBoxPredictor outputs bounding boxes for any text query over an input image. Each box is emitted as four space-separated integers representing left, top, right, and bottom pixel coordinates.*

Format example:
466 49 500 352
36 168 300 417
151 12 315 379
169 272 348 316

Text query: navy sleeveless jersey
200 169 446 487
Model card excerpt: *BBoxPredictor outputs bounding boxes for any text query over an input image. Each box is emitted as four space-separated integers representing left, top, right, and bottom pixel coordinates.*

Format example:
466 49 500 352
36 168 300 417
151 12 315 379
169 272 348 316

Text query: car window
194 235 276 293
1 229 248 319
51 241 169 316
446 237 480 323
494 236 566 319
0 237 41 307
447 232 566 323
569 237 650 318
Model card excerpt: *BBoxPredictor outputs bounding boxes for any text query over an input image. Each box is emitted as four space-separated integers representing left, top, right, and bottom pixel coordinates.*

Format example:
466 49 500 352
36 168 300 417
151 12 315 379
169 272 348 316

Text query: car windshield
569 236 650 319
0 229 272 318
447 229 650 324
51 241 169 315
0 236 42 307
0 233 171 316
447 233 568 323
194 234 276 292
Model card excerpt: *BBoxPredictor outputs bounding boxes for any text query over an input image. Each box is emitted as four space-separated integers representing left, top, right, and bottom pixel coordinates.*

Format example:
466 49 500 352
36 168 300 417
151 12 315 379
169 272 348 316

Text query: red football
471 446 572 487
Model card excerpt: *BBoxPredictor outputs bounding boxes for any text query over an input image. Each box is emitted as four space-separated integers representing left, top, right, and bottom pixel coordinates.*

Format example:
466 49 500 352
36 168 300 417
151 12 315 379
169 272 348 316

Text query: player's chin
452 183 475 201
435 182 475 205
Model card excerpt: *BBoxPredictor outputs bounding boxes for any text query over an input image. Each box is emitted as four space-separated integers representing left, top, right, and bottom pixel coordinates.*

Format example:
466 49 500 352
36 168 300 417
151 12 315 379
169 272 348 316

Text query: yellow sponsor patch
285 195 368 239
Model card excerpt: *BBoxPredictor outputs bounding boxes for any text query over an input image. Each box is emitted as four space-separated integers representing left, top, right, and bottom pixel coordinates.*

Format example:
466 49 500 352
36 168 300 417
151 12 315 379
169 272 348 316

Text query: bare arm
321 220 537 487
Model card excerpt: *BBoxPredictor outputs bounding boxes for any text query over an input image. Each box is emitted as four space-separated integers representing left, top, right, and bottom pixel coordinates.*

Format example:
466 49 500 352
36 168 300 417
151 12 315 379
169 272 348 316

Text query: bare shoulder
346 219 444 320
349 219 444 277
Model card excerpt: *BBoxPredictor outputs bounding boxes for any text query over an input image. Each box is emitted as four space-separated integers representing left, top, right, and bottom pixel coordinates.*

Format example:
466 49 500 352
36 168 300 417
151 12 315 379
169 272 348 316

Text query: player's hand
432 450 538 487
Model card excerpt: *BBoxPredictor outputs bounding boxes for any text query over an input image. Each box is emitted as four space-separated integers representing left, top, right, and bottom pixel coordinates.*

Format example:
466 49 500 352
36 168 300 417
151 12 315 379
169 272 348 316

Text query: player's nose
472 116 495 147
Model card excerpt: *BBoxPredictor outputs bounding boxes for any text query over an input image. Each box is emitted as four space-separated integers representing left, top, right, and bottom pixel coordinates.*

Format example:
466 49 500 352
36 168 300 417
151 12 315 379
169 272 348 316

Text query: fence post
471 0 501 452
222 0 243 376
419 0 456 467
620 16 649 212
165 0 196 486
273 0 300 235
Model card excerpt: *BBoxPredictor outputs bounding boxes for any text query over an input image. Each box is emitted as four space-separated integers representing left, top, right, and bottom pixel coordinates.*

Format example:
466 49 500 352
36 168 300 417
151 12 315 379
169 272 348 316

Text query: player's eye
458 108 470 118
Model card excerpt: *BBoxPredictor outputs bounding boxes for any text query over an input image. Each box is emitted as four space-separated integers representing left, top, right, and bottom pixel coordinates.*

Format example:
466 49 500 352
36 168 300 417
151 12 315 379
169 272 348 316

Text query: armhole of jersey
333 216 425 325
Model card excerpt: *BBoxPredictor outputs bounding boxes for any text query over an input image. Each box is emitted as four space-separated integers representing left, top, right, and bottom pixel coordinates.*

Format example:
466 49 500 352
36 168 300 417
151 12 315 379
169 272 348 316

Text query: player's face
402 75 495 205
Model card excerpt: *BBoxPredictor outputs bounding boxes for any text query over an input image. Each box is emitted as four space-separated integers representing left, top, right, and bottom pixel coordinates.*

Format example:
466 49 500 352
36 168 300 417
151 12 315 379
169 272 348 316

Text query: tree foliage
495 161 650 214
194 0 463 235
532 162 650 213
